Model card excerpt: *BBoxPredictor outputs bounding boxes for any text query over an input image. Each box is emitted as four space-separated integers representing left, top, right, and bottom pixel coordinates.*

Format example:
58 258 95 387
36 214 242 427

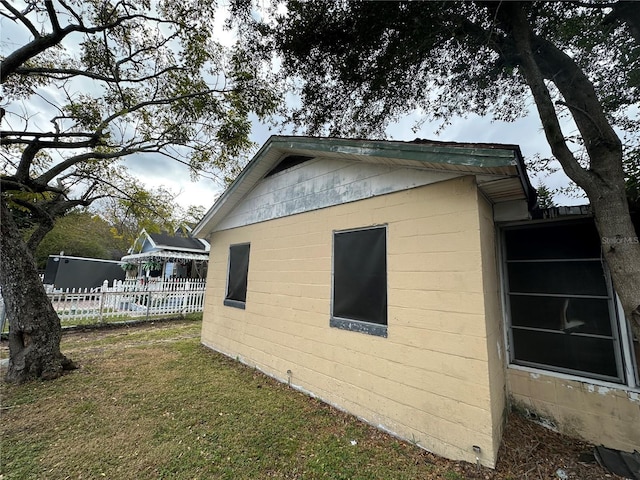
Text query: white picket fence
47 278 207 326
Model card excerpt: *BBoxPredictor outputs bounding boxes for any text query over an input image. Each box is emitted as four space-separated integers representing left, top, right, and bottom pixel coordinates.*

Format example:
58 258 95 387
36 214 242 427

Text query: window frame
330 225 388 337
224 242 250 309
500 218 635 385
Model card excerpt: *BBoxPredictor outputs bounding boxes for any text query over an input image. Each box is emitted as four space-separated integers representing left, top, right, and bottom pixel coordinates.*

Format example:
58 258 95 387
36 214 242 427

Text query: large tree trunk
0 197 76 383
500 2 640 342
588 181 640 339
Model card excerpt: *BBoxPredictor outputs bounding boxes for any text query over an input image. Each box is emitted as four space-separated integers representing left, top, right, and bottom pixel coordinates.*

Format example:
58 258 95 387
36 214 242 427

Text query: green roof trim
270 137 519 168
193 135 534 238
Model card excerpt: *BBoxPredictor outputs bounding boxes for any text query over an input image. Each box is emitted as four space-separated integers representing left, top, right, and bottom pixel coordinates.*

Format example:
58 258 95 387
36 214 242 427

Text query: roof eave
193 135 283 238
193 136 535 238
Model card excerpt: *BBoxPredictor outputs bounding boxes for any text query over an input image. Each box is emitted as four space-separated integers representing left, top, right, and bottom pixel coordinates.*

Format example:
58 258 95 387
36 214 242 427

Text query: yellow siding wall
477 193 507 457
202 176 502 466
508 369 640 452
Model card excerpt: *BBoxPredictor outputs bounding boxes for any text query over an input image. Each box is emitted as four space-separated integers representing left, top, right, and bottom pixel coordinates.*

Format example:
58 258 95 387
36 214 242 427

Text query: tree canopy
1 0 278 226
27 210 126 268
234 0 640 336
25 193 204 270
0 0 278 383
238 2 638 147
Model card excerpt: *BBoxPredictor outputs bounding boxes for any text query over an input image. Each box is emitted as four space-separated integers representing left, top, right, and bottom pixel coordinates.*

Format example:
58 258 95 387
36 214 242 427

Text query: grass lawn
0 319 617 480
1 312 204 335
1 320 441 479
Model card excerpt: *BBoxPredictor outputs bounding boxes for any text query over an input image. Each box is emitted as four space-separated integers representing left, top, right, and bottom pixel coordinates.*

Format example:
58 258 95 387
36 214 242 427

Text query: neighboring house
120 228 210 280
193 135 639 468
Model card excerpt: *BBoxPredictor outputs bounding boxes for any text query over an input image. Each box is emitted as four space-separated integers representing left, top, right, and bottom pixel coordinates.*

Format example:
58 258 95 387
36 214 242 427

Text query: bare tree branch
44 0 62 33
34 149 144 187
93 88 226 134
1 131 99 141
1 10 173 83
13 65 187 84
0 0 40 38
57 0 84 26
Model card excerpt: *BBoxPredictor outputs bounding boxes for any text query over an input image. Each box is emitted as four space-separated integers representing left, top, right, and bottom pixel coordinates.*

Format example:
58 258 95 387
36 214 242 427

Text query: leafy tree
96 185 181 250
535 183 555 210
29 195 207 270
0 0 278 382
27 210 127 269
235 0 640 339
96 187 208 249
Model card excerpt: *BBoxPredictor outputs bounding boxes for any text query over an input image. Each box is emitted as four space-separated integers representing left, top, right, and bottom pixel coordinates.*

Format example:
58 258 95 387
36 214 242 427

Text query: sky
151 108 580 210
1 2 582 213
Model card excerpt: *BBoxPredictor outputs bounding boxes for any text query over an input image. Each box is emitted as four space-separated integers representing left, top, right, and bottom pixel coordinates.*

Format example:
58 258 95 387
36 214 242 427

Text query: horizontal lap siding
201 176 498 466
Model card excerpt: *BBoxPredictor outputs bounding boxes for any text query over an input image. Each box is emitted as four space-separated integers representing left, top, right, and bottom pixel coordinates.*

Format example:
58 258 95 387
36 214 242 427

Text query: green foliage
236 2 521 136
121 262 138 272
64 96 104 131
27 210 129 269
235 1 638 152
141 259 162 272
94 180 204 249
535 184 555 210
1 0 281 249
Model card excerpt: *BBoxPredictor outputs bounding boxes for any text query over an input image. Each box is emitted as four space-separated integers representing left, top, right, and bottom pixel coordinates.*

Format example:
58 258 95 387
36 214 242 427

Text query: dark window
503 220 624 382
332 226 387 336
224 243 250 309
504 222 602 260
507 261 608 296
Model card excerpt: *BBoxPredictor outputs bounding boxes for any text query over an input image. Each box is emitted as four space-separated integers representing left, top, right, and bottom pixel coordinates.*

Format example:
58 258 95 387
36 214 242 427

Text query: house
192 136 640 468
120 228 210 280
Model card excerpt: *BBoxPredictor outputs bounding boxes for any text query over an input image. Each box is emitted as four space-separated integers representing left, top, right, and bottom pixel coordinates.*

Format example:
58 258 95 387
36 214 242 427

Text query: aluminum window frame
500 219 627 384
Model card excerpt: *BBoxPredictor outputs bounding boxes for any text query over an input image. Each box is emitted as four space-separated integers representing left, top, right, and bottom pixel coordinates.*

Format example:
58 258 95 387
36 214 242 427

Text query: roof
47 255 124 264
128 228 210 256
147 230 208 252
193 135 536 237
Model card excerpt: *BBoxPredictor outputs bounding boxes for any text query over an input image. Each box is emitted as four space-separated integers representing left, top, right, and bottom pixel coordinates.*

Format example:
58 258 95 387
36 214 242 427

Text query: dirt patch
417 412 623 479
